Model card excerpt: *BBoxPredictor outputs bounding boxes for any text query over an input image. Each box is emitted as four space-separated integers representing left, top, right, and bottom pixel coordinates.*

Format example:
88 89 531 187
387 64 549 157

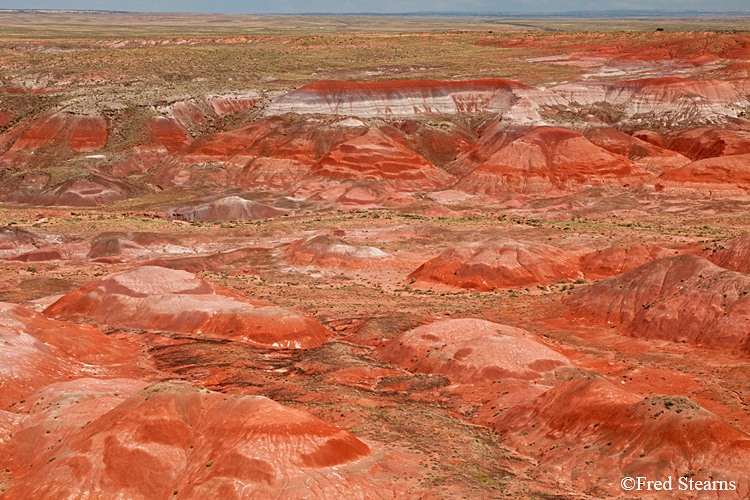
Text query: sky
1 0 748 14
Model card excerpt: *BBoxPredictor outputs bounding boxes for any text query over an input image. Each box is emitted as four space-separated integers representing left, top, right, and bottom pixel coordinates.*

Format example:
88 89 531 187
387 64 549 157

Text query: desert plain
1 10 750 499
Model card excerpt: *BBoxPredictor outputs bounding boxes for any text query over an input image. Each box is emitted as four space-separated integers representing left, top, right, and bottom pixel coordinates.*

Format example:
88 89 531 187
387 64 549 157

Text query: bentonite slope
409 237 582 290
566 255 750 350
0 384 406 500
43 266 331 348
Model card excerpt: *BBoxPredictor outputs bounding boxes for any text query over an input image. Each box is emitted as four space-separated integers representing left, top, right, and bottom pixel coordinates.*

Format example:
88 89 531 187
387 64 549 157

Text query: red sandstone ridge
579 243 690 280
452 126 652 195
666 127 750 160
283 234 399 270
266 78 543 120
379 318 569 382
409 238 581 291
566 255 750 350
583 126 689 174
0 384 391 500
169 196 290 222
308 129 455 191
703 234 750 274
654 154 750 196
43 266 331 349
493 374 750 498
0 302 140 408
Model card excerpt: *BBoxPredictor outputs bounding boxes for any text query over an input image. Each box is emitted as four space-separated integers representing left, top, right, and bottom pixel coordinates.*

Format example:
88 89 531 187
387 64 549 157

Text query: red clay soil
379 318 569 382
583 126 689 174
283 234 400 270
409 237 582 291
453 126 652 194
0 302 141 408
206 95 261 115
493 374 750 498
0 384 395 500
272 78 532 116
43 266 331 349
666 127 750 160
579 243 692 280
308 129 455 191
655 154 750 195
566 255 750 351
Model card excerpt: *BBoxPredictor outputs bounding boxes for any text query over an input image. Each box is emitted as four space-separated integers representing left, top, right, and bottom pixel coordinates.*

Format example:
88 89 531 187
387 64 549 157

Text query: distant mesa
409 237 581 291
494 374 750 498
567 255 750 350
168 196 290 222
552 77 750 125
44 266 331 349
452 125 653 195
379 318 570 382
283 234 398 270
1 384 377 500
266 78 544 120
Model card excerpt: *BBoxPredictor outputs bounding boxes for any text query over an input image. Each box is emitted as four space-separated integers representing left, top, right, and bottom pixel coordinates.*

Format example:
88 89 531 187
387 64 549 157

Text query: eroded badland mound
567 255 750 350
44 266 330 348
409 237 581 290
